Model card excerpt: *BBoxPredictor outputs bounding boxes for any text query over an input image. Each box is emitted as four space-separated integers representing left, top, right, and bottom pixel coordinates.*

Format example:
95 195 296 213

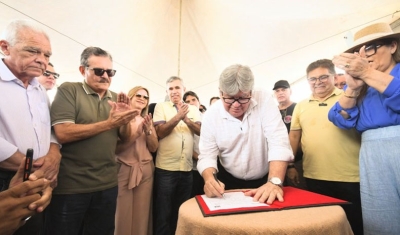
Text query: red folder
195 186 350 217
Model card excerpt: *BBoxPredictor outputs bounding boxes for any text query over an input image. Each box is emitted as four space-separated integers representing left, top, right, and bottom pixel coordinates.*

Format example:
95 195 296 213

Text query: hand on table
244 182 284 204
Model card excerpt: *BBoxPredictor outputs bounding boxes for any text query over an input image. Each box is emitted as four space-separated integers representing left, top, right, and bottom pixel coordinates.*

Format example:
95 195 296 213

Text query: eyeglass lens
308 75 330 83
135 94 149 100
90 68 117 77
353 41 388 56
223 97 251 104
364 44 383 57
43 71 60 79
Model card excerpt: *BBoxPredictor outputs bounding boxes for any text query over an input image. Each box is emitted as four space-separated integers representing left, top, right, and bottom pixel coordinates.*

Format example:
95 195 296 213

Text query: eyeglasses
43 71 60 79
364 43 385 57
353 42 390 57
135 94 149 100
222 96 252 104
307 74 331 84
87 67 116 77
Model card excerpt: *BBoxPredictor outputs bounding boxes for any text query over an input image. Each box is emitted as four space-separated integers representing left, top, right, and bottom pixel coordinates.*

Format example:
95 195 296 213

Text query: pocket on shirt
38 102 50 124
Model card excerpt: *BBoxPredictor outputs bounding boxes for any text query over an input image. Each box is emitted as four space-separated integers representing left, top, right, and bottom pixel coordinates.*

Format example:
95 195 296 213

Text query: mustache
98 78 109 83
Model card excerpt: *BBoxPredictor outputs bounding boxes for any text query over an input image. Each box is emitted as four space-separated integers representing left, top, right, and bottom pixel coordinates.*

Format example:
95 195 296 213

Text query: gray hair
1 19 49 46
166 76 185 87
219 64 254 96
80 47 113 67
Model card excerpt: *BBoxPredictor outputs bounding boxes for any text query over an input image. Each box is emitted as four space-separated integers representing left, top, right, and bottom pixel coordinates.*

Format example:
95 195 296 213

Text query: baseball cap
273 80 290 90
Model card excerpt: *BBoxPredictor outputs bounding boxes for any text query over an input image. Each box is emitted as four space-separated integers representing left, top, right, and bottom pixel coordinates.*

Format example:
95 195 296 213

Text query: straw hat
345 22 400 53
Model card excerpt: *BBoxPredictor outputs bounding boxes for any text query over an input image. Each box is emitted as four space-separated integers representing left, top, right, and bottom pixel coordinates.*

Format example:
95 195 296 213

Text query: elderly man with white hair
197 64 293 204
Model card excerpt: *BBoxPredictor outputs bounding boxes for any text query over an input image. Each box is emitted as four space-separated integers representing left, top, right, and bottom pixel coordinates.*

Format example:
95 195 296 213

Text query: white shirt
192 112 203 171
197 89 293 180
0 59 55 162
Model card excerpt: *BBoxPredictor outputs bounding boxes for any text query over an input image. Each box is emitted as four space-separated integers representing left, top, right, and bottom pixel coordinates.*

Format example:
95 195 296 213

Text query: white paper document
201 192 270 211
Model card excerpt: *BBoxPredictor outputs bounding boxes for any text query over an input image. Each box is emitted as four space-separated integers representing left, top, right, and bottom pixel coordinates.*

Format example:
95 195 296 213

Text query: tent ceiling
1 0 400 104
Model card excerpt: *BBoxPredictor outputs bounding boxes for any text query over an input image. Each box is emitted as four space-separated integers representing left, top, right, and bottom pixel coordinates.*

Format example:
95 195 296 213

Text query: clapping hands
107 92 139 128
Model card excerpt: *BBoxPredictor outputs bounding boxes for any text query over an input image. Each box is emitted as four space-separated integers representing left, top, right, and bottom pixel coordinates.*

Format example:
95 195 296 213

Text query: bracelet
343 91 359 99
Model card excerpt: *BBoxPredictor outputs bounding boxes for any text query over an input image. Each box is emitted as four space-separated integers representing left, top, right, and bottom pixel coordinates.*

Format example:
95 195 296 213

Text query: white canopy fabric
1 0 400 104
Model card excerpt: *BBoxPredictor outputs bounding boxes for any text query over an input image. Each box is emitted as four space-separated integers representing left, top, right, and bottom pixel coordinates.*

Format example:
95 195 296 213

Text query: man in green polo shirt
46 47 138 235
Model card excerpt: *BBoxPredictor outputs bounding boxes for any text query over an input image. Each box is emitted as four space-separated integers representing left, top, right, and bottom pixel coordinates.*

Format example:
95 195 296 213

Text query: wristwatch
268 177 283 187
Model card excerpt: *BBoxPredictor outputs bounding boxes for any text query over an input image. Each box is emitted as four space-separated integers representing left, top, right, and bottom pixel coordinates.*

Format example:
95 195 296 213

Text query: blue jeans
44 186 117 235
153 168 192 235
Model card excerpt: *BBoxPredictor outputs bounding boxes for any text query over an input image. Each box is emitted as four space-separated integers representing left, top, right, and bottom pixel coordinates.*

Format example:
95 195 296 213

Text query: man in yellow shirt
289 59 363 235
153 76 201 235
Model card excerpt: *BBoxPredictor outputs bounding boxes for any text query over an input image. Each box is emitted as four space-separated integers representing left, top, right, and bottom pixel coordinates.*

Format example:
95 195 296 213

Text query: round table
176 196 353 235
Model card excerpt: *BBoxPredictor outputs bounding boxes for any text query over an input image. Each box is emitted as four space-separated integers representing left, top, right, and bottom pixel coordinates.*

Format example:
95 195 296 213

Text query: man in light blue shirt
0 19 60 234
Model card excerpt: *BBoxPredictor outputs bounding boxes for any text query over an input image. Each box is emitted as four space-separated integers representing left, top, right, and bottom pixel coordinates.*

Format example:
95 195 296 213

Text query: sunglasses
135 94 149 100
87 67 116 77
43 71 60 79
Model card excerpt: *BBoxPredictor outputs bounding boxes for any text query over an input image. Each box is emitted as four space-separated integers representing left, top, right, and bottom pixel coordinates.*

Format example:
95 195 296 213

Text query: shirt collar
0 59 41 89
308 88 342 102
82 80 112 98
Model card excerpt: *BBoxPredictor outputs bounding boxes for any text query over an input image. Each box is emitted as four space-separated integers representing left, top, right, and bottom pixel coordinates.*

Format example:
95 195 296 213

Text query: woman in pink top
114 86 158 235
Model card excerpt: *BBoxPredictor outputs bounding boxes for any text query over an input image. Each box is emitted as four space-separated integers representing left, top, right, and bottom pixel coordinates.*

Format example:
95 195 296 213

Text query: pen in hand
213 171 225 198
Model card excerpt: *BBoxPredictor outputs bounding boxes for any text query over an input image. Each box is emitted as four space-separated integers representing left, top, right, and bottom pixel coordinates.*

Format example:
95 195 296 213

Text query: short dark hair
199 104 207 112
306 59 335 76
80 47 112 67
209 96 220 105
148 103 157 116
183 91 199 103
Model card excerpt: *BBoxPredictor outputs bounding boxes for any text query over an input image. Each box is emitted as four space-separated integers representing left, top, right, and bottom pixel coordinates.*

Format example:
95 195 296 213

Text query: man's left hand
32 143 61 184
243 182 284 204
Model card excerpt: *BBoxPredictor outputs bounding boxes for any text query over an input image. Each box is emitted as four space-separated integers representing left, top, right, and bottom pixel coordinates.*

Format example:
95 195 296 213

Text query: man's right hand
107 100 139 128
176 102 189 120
203 168 225 198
